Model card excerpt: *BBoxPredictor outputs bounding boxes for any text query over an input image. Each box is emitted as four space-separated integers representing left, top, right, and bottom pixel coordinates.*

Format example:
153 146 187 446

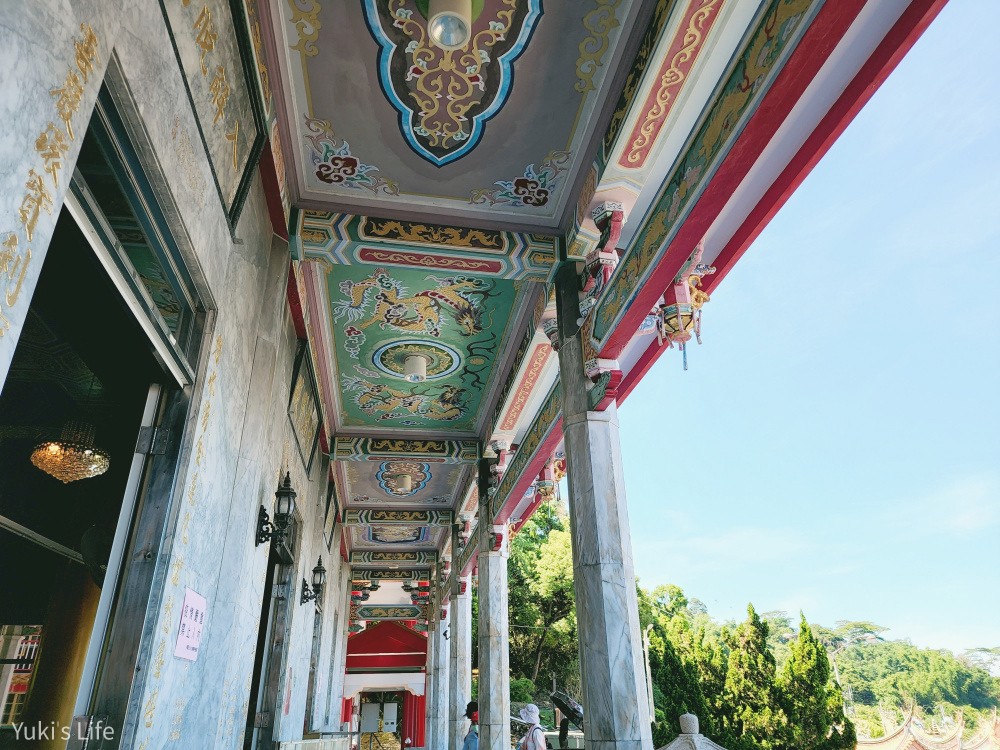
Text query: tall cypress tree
822 679 857 750
674 621 727 738
649 623 707 746
778 614 856 750
721 604 786 750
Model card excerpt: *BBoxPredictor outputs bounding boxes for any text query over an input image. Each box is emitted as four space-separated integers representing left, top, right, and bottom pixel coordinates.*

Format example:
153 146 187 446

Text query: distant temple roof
857 710 1000 750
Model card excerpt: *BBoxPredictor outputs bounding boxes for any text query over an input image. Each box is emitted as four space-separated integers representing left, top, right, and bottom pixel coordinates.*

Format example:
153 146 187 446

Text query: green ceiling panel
328 263 517 431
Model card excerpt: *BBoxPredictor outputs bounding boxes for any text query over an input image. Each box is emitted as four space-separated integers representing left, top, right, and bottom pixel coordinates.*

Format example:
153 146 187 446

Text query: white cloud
635 525 811 576
907 473 1000 535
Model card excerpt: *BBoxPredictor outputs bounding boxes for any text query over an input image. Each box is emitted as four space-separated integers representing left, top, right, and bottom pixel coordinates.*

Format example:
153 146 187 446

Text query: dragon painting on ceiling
329 265 516 430
362 0 543 165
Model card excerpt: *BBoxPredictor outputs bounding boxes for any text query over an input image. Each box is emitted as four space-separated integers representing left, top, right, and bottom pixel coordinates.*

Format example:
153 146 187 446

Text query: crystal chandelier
31 421 111 483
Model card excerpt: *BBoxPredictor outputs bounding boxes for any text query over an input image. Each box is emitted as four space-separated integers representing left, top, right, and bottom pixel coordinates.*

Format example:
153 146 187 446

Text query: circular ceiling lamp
403 354 431 383
394 473 414 494
428 0 473 50
31 421 110 483
374 340 461 382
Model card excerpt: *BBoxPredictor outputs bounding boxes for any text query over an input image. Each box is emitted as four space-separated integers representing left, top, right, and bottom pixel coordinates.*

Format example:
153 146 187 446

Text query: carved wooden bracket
489 528 504 552
587 369 623 411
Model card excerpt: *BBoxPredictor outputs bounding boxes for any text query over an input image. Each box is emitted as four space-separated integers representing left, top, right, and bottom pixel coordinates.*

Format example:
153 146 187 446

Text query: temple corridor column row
430 615 450 748
425 619 438 748
554 263 654 750
477 453 512 749
448 569 472 750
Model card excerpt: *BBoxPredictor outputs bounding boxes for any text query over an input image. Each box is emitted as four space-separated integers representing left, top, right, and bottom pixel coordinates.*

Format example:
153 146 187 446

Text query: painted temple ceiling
248 0 936 618
328 265 520 432
269 0 654 230
330 439 474 587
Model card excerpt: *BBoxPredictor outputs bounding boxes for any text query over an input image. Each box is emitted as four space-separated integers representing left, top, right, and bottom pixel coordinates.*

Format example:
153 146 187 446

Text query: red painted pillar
401 690 426 748
341 696 353 726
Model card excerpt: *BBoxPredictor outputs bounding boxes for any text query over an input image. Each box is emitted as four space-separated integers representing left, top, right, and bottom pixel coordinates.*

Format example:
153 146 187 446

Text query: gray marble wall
0 1 351 747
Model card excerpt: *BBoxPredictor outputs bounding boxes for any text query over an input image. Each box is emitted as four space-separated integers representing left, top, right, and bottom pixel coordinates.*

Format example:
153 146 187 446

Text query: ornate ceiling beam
564 0 729 262
351 569 426 583
349 550 437 568
332 436 479 464
351 604 429 622
294 210 557 281
342 509 454 526
613 0 950 402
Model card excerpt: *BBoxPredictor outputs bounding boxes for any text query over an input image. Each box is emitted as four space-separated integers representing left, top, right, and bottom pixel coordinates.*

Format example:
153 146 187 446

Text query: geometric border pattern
333 437 479 463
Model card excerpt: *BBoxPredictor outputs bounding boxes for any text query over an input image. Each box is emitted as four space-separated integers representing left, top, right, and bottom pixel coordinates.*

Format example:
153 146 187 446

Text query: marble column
330 567 350 730
449 574 473 750
477 521 511 750
424 618 436 750
430 613 451 748
554 264 654 750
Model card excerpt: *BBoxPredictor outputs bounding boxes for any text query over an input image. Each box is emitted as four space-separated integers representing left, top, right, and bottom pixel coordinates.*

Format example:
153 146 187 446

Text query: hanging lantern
657 271 712 370
31 421 111 483
658 301 696 342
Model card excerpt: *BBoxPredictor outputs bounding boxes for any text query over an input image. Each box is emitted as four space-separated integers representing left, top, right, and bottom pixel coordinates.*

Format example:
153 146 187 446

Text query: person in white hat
517 704 545 750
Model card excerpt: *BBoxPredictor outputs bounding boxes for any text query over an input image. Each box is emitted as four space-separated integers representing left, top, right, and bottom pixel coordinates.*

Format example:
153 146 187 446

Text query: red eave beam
603 0 868 361
494 418 565 531
703 0 948 293
259 139 289 242
619 0 948 400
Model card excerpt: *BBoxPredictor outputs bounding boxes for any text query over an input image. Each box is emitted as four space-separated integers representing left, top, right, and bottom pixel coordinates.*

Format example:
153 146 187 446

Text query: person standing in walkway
462 700 479 750
517 704 545 750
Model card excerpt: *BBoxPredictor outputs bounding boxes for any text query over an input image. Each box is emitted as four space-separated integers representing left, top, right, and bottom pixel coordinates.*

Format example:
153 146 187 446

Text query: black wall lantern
301 557 327 604
256 472 297 547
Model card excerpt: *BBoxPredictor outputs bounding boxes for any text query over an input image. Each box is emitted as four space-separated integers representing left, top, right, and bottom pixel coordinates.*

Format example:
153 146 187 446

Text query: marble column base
448 580 472 750
431 622 450 748
563 404 653 749
477 539 511 750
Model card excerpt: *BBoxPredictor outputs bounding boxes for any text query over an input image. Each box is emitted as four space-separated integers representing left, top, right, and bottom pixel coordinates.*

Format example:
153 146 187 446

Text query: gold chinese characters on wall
1 23 101 337
158 0 265 229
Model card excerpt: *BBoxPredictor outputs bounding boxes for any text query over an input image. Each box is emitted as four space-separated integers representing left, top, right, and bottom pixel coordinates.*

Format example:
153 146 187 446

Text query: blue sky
618 0 999 654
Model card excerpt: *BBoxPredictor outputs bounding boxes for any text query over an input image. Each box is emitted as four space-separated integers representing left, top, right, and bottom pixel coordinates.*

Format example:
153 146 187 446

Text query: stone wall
0 0 349 747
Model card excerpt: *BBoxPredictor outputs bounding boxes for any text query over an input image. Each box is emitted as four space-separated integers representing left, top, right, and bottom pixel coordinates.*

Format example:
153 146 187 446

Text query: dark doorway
245 548 281 750
245 545 302 750
0 209 164 748
245 514 299 750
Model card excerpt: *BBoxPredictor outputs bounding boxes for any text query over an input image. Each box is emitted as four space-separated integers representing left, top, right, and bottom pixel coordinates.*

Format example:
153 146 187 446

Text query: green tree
526 527 576 683
836 640 999 711
720 604 786 750
778 614 855 750
638 584 729 740
824 680 857 749
686 624 728 734
507 501 579 694
510 677 535 703
648 622 708 746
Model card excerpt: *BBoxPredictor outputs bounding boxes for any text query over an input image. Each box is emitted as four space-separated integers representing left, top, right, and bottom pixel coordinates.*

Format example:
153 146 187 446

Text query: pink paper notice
174 587 207 661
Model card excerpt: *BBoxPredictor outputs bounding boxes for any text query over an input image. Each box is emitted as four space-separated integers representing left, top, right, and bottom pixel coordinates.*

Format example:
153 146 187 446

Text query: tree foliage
720 605 786 750
837 640 999 711
502 509 996 746
778 614 855 750
506 502 579 698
